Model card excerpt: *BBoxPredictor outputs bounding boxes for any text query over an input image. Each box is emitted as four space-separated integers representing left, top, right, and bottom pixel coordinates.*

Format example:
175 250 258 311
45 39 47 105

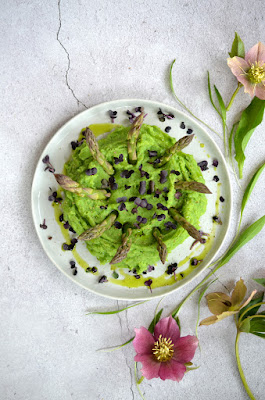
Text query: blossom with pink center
133 316 198 381
227 42 265 99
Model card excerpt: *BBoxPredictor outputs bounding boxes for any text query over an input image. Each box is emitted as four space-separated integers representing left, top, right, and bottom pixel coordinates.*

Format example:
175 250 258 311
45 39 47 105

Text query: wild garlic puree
53 110 217 289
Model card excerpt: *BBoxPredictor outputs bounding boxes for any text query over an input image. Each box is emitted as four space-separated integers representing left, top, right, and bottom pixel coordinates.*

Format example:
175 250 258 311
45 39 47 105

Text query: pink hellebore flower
228 42 265 99
133 316 198 381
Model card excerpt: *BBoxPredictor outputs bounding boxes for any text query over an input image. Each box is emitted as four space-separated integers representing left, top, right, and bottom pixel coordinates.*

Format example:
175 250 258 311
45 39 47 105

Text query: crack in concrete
56 0 88 109
116 302 135 400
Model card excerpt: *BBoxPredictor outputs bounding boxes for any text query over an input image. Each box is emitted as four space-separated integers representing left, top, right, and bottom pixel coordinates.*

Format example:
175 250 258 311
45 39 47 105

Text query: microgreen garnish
109 110 117 123
144 279 153 292
148 150 157 157
197 161 209 171
213 175 219 182
85 167 97 176
42 155 55 173
48 190 62 203
114 154 124 164
139 181 146 195
157 108 174 122
40 219 47 229
99 275 108 283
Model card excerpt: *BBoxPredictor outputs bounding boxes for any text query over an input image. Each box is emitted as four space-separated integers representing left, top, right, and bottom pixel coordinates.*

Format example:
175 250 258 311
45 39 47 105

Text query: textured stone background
1 0 265 399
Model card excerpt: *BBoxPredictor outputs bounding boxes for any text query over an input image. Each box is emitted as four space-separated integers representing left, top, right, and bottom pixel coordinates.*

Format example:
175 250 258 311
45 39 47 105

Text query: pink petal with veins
133 327 154 355
173 335 199 363
241 78 255 97
134 354 160 380
228 56 249 77
245 42 265 65
154 316 180 344
158 359 186 381
254 83 265 100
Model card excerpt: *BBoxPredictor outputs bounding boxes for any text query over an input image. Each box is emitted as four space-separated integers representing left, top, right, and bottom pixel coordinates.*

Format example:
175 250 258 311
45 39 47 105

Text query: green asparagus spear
154 134 194 168
169 207 203 242
85 128 114 175
153 227 167 264
54 174 110 200
127 112 144 164
174 180 212 194
110 223 133 264
78 211 118 241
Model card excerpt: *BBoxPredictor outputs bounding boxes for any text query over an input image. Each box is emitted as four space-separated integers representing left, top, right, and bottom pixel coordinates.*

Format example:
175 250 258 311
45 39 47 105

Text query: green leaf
148 308 163 334
86 300 148 315
250 318 265 333
253 278 265 287
214 85 227 128
239 318 251 333
135 363 146 400
97 337 134 352
196 278 218 337
239 293 264 320
228 122 238 160
229 32 245 58
215 215 265 272
174 315 181 335
241 163 265 220
252 332 265 339
234 97 265 178
207 72 221 117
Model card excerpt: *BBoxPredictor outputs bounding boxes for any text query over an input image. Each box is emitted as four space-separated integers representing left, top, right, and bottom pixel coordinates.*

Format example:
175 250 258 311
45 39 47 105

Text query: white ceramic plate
31 99 232 300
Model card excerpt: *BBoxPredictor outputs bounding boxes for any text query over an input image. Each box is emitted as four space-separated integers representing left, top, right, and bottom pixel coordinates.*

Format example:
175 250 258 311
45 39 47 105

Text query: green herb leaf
229 32 245 58
228 122 238 161
214 85 227 126
241 163 265 221
97 337 134 352
239 318 251 333
86 301 148 315
234 97 265 178
174 315 181 335
135 363 146 400
215 215 265 272
238 293 264 321
207 72 221 117
169 60 222 138
148 308 163 334
252 332 265 339
253 278 265 287
250 318 265 334
196 278 218 337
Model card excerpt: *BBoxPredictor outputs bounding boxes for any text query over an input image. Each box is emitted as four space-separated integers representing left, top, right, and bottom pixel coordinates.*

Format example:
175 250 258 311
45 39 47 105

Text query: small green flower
200 279 256 326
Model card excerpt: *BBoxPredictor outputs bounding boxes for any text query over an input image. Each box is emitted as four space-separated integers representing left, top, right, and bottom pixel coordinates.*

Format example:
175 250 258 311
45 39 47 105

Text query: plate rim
31 98 232 300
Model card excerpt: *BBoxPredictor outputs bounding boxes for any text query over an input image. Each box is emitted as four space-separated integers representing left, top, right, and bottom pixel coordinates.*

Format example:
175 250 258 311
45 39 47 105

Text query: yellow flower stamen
152 334 174 362
247 62 265 84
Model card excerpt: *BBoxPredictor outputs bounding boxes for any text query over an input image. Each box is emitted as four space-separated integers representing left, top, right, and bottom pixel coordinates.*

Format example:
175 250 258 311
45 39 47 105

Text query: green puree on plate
61 122 207 274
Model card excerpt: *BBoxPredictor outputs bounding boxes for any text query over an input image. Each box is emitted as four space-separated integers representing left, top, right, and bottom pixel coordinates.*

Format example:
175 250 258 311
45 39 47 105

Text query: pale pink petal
158 359 186 381
241 78 255 97
173 335 199 363
154 316 180 343
254 83 265 100
133 327 154 355
228 56 250 79
245 42 265 65
134 354 160 380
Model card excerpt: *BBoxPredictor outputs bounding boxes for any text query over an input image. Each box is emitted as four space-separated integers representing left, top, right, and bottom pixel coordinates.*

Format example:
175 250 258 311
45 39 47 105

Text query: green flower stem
226 83 242 112
170 60 222 139
171 273 210 317
238 302 265 325
134 363 146 400
235 330 256 400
